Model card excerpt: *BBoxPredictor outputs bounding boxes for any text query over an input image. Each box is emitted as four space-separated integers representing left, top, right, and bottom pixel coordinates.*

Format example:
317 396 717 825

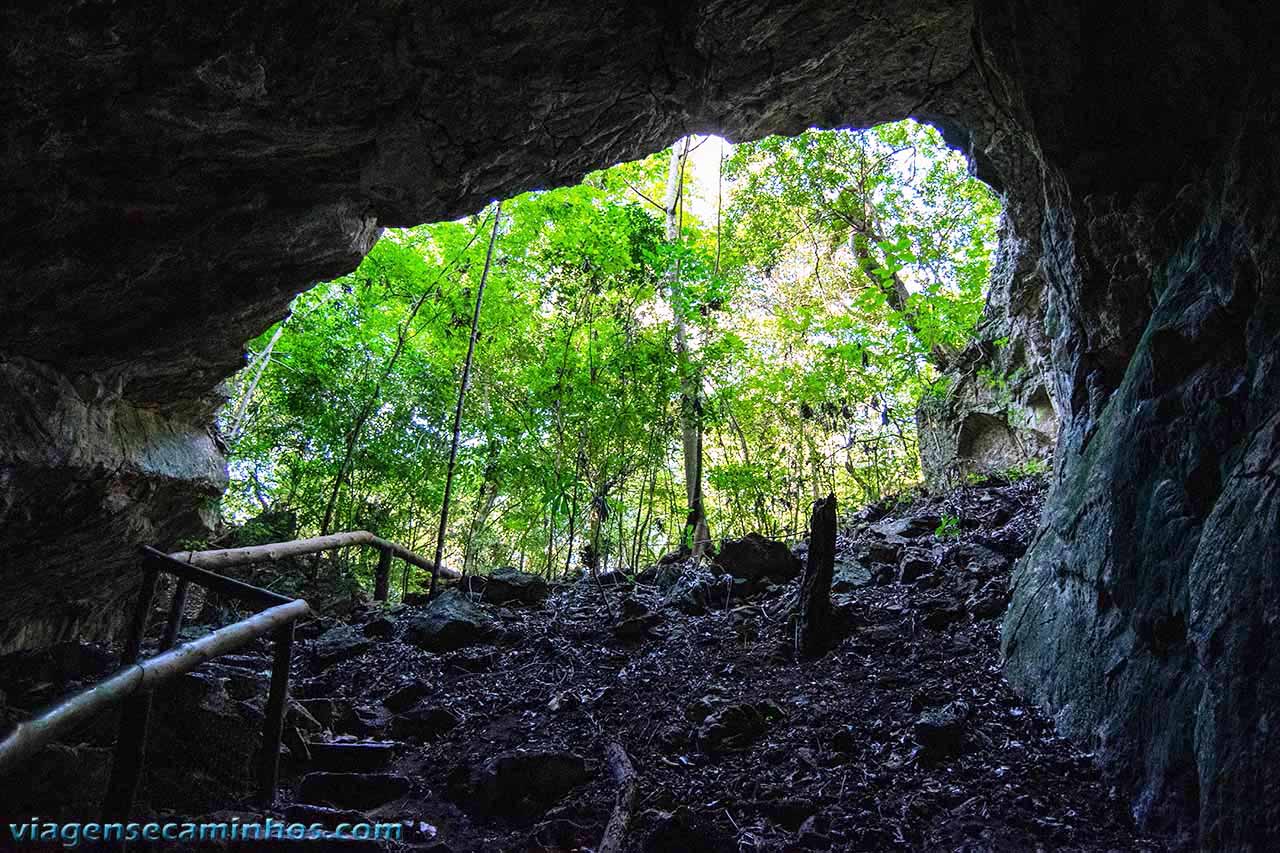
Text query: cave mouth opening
215 118 1006 594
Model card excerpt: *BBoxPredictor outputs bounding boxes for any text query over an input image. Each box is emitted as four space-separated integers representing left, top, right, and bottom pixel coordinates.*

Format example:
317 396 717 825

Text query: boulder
658 547 691 567
612 610 662 640
287 700 325 737
919 595 966 630
712 533 801 585
0 641 114 708
5 743 111 819
297 698 340 729
204 662 268 699
870 515 940 542
592 569 631 588
334 702 390 737
831 558 873 592
361 615 396 639
696 700 783 754
306 741 397 773
664 568 735 615
944 541 1010 575
145 671 264 810
967 581 1010 620
401 590 499 652
382 679 433 713
867 539 903 564
478 567 550 605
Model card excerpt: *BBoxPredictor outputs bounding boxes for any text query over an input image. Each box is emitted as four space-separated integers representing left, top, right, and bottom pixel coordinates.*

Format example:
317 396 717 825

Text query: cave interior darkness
2 0 1278 847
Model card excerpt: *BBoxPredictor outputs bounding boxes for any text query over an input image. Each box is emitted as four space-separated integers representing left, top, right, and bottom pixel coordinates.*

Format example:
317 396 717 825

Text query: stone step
306 740 398 772
297 771 411 810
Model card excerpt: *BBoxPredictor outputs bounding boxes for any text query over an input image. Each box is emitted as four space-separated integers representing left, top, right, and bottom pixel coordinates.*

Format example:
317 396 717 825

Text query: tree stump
798 494 837 657
373 546 392 602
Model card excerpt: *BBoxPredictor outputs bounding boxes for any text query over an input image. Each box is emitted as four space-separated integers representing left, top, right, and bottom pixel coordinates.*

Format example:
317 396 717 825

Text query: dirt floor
0 477 1171 852
263 477 1165 852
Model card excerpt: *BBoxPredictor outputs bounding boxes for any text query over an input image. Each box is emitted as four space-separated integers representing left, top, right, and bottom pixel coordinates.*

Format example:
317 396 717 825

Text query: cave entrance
215 119 1003 595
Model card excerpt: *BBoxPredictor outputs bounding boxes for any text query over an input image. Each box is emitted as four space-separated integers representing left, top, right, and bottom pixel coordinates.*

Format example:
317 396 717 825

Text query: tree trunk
227 324 284 442
428 200 502 597
320 203 499 551
596 741 638 853
462 458 500 577
849 229 957 366
663 136 711 559
797 493 837 657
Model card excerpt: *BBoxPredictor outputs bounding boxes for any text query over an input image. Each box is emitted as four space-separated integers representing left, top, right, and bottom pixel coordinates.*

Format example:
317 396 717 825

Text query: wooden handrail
0 599 307 776
0 544 315 817
167 530 461 579
0 530 448 812
144 546 293 607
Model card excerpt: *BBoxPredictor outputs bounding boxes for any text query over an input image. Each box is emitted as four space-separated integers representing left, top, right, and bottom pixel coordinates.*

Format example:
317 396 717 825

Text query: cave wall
974 3 1279 846
917 205 1057 492
0 358 225 650
2 0 1276 844
1002 82 1280 848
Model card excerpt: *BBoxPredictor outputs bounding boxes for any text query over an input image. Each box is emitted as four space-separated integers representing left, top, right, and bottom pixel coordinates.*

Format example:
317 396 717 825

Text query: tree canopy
218 120 1000 594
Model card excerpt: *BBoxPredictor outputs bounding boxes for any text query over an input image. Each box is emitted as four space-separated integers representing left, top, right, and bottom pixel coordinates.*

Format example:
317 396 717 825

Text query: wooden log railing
0 530 453 819
167 530 461 582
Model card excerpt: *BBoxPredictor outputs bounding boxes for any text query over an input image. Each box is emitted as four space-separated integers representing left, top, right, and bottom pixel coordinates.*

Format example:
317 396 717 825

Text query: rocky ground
2 477 1168 851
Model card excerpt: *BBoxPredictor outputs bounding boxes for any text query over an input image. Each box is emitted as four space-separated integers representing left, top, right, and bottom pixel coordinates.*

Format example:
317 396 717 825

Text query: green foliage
1003 457 1049 480
219 120 999 591
934 514 962 539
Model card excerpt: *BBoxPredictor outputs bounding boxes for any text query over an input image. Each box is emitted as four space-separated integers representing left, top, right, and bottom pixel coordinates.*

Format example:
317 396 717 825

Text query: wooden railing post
101 560 160 821
161 578 190 650
257 621 295 806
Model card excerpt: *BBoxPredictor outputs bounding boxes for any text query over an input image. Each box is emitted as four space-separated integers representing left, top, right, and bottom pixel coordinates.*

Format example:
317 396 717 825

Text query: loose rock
390 704 461 740
401 591 500 652
477 567 550 605
712 533 802 585
913 701 970 759
312 626 374 669
453 750 590 819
